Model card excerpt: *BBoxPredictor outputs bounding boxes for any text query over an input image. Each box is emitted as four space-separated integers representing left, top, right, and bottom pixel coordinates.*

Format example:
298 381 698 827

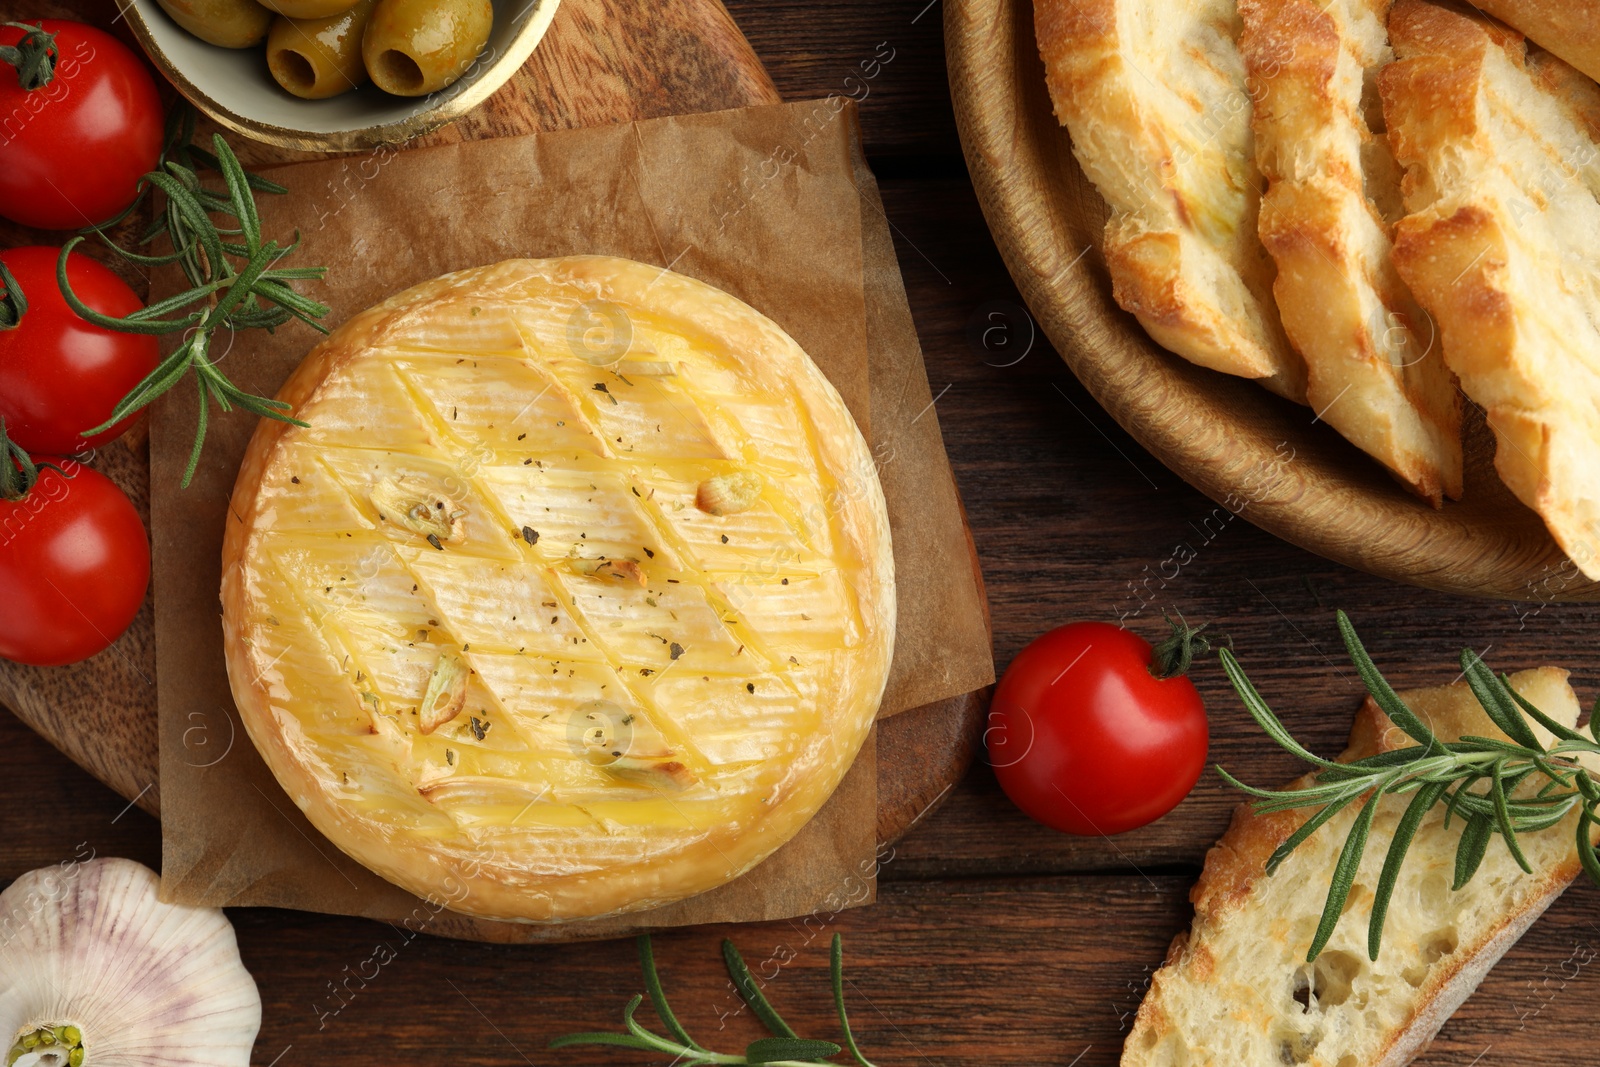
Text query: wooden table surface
5 3 1600 1064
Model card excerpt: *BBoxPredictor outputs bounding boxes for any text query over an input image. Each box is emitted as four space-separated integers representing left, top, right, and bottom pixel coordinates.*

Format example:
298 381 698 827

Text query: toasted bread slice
1036 0 1308 402
1471 0 1600 84
1382 1 1600 577
1123 667 1589 1067
1239 0 1463 504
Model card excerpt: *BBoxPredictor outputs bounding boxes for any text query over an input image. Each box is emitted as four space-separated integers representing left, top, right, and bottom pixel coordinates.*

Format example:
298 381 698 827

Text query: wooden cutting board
0 0 987 843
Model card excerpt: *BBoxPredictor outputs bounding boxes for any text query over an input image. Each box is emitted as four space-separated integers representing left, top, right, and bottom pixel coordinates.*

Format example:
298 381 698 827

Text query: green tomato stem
0 22 57 92
0 259 25 331
0 420 68 502
1149 616 1219 680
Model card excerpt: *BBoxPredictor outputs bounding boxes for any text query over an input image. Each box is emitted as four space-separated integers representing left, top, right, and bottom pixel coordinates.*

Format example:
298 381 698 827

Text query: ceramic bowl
123 0 562 152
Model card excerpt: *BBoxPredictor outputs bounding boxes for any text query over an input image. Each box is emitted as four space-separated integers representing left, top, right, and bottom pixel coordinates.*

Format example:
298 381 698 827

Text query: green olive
258 0 359 17
155 0 274 49
267 0 376 100
361 0 493 97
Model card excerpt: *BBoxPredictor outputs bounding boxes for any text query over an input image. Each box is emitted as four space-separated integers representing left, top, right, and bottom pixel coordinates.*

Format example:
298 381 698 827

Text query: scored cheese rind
1035 0 1308 402
1122 667 1590 1067
1382 0 1600 577
221 256 895 923
1240 0 1464 505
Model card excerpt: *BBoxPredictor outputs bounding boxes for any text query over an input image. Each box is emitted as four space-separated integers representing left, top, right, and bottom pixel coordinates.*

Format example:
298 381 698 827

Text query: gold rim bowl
123 0 563 153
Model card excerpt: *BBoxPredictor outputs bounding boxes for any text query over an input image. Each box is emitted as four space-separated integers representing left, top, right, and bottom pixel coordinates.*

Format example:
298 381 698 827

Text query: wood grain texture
879 174 1600 878
945 0 1600 602
504 0 781 133
4 147 1600 1056
0 870 1498 1065
3 0 1599 1061
734 0 958 160
0 433 159 813
873 169 1600 1065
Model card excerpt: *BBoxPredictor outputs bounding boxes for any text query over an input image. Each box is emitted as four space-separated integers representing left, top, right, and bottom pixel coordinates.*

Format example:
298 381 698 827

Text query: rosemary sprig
58 110 328 487
1220 610 1600 963
551 934 877 1066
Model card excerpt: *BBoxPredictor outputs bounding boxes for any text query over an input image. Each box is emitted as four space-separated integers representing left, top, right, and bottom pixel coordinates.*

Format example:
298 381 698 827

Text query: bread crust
1035 0 1307 402
1384 0 1600 578
1239 0 1463 505
1471 0 1600 84
220 256 895 922
1123 667 1587 1066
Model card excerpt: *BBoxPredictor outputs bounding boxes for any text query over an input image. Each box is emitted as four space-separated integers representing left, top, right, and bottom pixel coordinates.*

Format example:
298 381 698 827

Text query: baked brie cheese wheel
220 257 895 922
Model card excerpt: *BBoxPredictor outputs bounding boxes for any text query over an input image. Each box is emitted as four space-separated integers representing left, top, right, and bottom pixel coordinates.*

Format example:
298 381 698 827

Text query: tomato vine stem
0 420 67 502
1148 615 1221 680
0 260 25 331
0 22 57 91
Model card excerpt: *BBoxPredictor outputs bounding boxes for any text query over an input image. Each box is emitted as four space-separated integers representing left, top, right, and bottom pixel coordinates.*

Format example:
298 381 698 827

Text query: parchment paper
152 100 991 941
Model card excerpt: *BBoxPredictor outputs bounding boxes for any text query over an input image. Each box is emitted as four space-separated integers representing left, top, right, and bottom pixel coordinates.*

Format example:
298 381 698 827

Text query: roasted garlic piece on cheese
221 257 895 922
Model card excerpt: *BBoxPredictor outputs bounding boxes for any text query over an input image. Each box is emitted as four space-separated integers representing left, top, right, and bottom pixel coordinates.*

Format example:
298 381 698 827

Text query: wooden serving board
946 0 1600 603
0 0 987 843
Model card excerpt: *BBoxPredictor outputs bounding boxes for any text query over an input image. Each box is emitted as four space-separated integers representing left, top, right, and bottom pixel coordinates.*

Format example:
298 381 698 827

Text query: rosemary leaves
1220 610 1600 963
550 934 876 1066
62 108 329 486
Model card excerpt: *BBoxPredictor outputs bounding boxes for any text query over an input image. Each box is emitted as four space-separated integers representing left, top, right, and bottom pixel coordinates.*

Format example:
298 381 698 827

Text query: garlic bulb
0 858 260 1067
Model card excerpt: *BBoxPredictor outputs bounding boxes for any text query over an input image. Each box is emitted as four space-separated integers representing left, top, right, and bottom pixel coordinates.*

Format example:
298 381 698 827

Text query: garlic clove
571 558 648 585
369 477 466 544
571 699 699 790
0 858 260 1067
695 471 763 516
417 650 469 735
616 359 677 377
603 756 696 791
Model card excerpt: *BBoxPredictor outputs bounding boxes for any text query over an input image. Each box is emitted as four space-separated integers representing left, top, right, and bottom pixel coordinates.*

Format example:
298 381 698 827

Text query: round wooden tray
945 0 1599 602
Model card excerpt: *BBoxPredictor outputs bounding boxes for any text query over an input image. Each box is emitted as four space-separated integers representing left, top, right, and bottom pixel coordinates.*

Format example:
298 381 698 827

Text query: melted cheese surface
222 257 894 922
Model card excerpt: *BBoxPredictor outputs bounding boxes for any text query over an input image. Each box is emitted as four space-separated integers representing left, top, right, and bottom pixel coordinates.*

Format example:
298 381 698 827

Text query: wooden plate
945 0 1599 602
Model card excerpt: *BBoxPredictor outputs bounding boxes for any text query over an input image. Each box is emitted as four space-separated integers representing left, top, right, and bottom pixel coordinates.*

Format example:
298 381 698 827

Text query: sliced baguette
1470 0 1600 85
1123 667 1590 1067
1035 0 1308 402
1382 0 1600 578
1239 0 1463 504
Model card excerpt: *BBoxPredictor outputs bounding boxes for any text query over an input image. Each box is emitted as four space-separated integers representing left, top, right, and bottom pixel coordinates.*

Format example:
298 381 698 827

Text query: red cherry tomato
0 456 149 666
0 20 164 230
986 621 1209 835
0 246 159 454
